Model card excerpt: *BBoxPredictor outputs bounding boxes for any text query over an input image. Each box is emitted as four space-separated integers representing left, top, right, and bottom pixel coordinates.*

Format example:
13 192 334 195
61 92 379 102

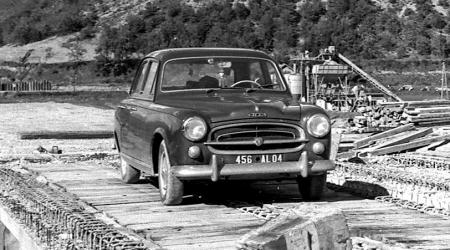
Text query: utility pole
442 60 448 99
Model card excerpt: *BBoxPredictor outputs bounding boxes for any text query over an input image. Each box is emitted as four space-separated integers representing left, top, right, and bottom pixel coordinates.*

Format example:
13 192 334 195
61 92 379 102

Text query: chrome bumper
171 152 335 181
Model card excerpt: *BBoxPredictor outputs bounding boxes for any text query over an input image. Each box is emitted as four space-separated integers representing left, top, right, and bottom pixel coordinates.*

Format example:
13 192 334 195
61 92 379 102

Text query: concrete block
237 204 351 250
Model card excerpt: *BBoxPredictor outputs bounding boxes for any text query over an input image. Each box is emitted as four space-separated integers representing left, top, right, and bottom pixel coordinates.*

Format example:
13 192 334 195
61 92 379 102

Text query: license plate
235 154 283 164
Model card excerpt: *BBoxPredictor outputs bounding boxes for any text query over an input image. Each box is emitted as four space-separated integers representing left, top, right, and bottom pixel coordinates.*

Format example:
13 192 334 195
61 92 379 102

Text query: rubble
350 105 406 132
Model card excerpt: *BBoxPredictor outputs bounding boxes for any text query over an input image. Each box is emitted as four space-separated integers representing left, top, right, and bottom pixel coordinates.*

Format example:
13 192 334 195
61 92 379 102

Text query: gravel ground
0 102 116 157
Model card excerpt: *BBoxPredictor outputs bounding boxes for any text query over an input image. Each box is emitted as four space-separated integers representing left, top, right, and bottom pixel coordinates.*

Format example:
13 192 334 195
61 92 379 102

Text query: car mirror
217 61 232 68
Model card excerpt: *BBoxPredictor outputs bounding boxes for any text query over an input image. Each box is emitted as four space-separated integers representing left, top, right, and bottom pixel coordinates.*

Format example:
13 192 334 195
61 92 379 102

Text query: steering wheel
230 80 262 88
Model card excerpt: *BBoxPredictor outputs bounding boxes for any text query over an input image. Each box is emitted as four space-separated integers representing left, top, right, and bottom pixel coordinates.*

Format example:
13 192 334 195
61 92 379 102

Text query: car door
125 59 159 166
120 58 151 160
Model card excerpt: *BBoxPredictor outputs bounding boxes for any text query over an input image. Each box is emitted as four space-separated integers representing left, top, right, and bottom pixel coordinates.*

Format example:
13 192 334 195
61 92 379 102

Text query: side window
130 59 150 95
143 61 159 95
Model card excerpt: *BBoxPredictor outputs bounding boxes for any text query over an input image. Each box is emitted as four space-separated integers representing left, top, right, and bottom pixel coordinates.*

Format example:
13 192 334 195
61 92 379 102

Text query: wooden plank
347 217 450 226
152 228 250 242
117 210 259 226
406 106 450 115
339 133 372 143
86 195 161 206
102 203 225 214
352 226 450 235
63 180 147 188
165 240 237 250
97 201 162 212
77 192 160 200
367 134 450 156
73 186 158 195
416 119 450 126
127 217 262 231
67 185 155 192
361 128 433 153
140 223 262 238
380 100 450 106
19 130 114 140
56 178 123 186
353 123 415 149
158 234 242 246
112 207 240 219
410 116 450 123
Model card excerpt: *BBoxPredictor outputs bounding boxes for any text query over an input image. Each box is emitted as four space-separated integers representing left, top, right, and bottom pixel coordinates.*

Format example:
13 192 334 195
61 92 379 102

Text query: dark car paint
146 48 275 62
115 48 331 177
156 91 299 123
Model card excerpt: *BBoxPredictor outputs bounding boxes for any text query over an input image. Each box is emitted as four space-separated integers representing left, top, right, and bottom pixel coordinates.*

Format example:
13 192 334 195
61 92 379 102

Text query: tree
430 33 449 58
44 47 55 63
62 36 87 88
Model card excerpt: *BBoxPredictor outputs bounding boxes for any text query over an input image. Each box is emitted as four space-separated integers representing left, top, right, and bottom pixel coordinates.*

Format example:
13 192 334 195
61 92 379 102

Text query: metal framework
289 46 403 110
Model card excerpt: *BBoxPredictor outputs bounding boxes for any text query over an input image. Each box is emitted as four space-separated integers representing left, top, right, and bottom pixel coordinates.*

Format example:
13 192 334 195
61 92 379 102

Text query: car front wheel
297 173 327 200
158 140 184 205
120 155 140 184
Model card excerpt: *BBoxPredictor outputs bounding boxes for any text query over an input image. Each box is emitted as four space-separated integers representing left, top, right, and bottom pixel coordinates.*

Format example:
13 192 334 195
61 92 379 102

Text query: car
114 48 335 205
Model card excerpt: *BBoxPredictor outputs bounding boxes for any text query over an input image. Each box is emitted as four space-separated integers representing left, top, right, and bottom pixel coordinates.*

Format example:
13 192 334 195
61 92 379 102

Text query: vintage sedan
114 48 334 205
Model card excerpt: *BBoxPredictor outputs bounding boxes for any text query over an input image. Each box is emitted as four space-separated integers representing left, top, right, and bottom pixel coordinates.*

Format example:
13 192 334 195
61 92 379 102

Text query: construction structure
289 46 402 111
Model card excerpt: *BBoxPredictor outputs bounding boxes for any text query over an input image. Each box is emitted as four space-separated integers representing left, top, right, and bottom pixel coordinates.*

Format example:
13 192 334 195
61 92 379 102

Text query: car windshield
161 57 286 92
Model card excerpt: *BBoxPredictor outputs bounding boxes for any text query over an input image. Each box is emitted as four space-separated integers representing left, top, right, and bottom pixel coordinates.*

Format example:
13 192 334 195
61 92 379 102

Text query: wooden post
330 129 342 161
442 61 448 99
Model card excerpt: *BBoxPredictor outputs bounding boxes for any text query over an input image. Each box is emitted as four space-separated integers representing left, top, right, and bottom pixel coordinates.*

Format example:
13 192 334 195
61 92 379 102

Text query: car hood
156 92 301 123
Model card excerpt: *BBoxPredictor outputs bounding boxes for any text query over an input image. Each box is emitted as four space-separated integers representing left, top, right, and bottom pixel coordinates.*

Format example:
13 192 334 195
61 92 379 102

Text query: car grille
205 122 307 154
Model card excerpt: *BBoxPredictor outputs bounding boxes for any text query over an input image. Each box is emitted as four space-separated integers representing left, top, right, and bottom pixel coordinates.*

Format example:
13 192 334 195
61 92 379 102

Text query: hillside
0 34 98 64
0 0 449 66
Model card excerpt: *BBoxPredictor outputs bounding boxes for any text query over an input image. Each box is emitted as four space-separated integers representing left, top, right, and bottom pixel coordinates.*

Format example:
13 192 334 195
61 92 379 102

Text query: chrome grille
205 122 307 155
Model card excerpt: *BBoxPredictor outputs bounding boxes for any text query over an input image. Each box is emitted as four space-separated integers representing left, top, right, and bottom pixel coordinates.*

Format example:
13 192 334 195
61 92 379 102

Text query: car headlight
306 114 330 138
183 117 207 141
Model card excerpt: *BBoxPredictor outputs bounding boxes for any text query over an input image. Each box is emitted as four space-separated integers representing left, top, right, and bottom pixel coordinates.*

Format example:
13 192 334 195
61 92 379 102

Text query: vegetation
0 0 97 45
62 36 87 86
96 0 450 70
0 0 449 79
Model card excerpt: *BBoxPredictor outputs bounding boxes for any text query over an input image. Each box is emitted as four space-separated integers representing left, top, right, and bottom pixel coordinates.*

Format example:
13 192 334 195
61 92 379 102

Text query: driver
249 63 262 84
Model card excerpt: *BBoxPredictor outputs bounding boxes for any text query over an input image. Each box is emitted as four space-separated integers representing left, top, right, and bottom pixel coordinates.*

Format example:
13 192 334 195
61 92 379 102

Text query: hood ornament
248 112 267 118
249 104 266 118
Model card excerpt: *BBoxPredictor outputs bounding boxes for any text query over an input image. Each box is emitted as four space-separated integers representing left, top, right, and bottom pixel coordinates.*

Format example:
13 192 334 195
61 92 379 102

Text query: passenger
198 75 219 88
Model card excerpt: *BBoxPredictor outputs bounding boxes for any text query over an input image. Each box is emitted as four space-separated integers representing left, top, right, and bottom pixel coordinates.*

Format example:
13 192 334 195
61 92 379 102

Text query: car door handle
128 107 137 112
118 105 127 109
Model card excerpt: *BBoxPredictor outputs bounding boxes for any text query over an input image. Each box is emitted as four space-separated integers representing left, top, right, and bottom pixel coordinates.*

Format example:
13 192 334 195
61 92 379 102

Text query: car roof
145 48 273 61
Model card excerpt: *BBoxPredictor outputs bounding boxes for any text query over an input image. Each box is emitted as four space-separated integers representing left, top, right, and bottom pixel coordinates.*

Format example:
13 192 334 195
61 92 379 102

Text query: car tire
297 173 327 200
120 155 140 184
158 140 184 205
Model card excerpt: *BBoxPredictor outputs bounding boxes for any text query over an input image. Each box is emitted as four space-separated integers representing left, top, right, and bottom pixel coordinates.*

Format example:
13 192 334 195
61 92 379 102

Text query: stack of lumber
352 123 450 157
350 105 406 132
405 106 450 126
350 100 450 131
383 100 450 126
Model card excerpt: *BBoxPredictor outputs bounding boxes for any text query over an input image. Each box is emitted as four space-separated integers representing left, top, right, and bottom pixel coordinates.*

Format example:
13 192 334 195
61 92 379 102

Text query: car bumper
171 151 334 181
